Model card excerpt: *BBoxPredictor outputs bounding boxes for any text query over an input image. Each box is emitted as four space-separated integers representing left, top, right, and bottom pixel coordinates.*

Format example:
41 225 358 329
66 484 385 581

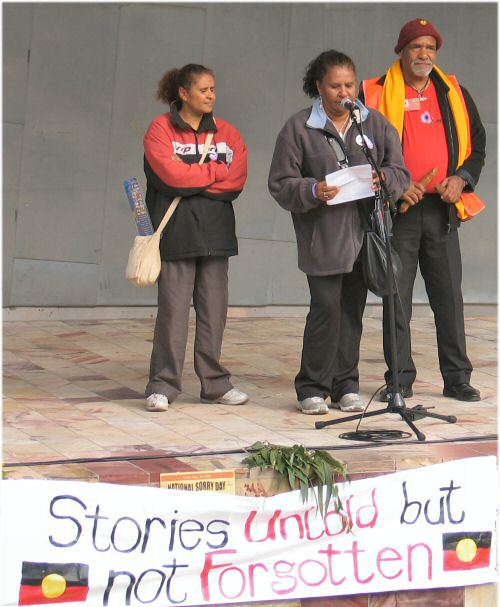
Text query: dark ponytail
156 63 214 106
302 50 356 98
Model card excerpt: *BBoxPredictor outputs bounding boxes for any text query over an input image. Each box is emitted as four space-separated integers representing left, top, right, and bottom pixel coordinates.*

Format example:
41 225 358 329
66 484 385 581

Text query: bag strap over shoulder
155 131 215 236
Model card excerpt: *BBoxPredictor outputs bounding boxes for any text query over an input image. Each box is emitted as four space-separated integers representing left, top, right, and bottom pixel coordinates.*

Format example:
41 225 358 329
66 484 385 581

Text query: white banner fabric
0 456 497 606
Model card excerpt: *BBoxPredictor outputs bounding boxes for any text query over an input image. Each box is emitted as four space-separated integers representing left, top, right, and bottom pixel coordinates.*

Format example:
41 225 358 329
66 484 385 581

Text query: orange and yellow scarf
376 60 484 220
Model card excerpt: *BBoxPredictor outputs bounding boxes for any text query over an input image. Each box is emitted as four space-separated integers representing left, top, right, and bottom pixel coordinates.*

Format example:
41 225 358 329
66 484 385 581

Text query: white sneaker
146 393 169 412
202 387 249 405
297 396 329 415
331 393 366 412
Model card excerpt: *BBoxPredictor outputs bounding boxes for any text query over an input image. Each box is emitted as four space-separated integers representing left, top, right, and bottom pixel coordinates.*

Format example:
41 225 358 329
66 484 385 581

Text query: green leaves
242 441 348 517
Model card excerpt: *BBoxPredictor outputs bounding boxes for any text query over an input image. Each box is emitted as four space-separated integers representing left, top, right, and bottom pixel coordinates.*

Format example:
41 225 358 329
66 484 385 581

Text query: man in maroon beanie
359 18 486 404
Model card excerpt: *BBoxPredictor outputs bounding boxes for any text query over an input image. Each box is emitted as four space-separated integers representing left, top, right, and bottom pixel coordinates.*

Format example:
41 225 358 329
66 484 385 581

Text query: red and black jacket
143 106 248 260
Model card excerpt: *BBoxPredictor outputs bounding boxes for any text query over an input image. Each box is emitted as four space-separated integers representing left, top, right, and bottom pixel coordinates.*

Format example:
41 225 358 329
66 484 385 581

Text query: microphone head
340 98 356 111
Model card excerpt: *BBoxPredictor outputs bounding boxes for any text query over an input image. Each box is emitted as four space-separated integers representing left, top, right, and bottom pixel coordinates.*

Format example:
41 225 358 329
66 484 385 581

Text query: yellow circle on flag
41 573 67 599
456 538 478 562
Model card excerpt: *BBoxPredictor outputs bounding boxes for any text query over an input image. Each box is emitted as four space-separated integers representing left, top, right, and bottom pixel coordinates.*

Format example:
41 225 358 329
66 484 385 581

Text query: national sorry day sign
0 456 496 606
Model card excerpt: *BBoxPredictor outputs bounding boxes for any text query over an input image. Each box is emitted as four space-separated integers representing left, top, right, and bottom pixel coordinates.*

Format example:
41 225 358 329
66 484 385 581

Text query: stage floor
3 314 497 481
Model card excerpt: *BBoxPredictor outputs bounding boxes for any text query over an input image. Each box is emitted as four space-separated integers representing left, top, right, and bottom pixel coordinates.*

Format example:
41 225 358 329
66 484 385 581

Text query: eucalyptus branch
242 441 348 518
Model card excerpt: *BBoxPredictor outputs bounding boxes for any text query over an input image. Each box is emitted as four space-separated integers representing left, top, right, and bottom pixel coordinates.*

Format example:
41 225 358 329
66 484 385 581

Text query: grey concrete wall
3 2 497 307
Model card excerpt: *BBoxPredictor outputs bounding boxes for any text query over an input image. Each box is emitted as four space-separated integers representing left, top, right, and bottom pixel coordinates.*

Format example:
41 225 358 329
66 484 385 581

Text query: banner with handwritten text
0 457 496 606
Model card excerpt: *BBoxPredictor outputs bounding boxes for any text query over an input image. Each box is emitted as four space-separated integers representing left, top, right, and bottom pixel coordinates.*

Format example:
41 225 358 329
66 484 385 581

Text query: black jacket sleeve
358 82 366 104
455 86 486 190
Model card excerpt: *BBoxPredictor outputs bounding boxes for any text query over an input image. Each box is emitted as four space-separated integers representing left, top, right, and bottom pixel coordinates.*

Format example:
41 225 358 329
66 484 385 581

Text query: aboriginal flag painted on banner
442 531 492 571
19 562 89 605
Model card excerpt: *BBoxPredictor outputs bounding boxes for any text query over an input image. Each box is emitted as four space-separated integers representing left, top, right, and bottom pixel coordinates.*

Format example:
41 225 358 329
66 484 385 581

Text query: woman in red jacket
143 63 249 411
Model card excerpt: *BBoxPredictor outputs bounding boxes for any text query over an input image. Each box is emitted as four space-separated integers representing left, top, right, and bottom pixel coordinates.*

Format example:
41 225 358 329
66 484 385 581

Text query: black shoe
378 385 414 402
443 383 481 402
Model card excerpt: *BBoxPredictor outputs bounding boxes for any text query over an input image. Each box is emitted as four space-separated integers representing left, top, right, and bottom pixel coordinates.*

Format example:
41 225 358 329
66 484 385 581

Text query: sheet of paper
325 163 373 205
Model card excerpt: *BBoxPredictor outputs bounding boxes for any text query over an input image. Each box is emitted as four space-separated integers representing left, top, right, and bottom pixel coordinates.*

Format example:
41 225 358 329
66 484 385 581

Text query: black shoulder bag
324 133 401 298
361 195 402 297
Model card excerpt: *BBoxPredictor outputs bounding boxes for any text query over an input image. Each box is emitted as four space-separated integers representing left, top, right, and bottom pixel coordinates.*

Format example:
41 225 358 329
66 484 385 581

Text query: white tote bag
126 132 214 288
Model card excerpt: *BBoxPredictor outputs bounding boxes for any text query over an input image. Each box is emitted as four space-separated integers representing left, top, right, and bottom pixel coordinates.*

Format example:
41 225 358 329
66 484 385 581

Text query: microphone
340 98 358 112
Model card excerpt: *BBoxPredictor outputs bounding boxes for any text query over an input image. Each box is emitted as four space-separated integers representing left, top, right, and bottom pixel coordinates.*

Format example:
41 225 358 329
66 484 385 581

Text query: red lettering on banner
356 489 379 528
200 539 434 601
246 505 363 545
271 560 297 595
345 540 375 584
248 562 268 596
318 543 346 585
279 513 304 540
324 508 350 536
219 566 246 600
297 559 328 586
376 547 403 579
200 549 236 600
244 509 282 542
304 507 326 541
407 543 433 581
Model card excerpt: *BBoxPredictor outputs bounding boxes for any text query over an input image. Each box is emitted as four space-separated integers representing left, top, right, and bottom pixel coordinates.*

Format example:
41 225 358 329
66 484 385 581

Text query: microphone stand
315 101 457 441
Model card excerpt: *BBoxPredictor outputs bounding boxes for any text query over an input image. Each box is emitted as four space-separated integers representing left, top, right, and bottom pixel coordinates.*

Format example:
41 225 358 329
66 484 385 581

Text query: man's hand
402 181 425 205
399 181 426 213
437 175 466 204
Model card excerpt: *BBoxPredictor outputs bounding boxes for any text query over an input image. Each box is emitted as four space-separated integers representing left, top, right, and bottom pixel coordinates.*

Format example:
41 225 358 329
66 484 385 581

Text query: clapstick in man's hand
399 167 438 214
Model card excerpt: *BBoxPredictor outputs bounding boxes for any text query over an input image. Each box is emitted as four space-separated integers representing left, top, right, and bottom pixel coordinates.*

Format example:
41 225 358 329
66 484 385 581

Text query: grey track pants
146 257 233 402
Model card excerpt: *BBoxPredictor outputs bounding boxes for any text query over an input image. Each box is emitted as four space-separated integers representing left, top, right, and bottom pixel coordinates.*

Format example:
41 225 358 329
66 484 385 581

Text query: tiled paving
2 312 497 606
3 313 496 477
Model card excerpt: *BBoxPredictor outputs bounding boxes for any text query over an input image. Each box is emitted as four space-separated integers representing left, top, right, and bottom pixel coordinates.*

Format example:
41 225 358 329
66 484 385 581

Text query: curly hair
302 50 357 98
156 63 215 105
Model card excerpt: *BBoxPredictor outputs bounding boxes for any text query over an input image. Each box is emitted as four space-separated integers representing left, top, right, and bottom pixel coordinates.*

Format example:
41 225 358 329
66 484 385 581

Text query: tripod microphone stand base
316 107 459 443
315 393 457 442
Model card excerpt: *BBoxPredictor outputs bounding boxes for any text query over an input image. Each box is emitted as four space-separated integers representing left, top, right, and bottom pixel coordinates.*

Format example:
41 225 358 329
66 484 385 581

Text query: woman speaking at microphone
268 50 409 415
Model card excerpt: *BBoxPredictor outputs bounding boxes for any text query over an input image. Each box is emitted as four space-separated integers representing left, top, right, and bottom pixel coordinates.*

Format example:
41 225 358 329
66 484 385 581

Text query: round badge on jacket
355 134 374 149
